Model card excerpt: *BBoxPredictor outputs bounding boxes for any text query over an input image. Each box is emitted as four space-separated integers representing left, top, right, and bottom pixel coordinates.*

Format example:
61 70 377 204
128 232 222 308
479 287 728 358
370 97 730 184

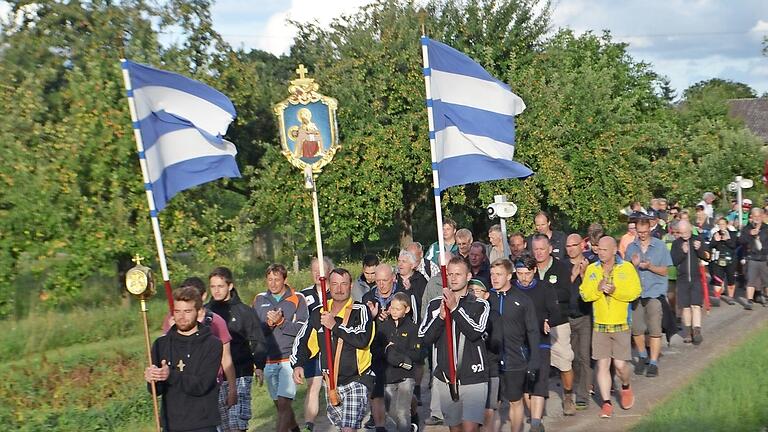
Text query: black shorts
370 362 386 398
499 348 551 401
304 356 321 378
711 262 736 287
677 280 703 307
499 370 526 402
529 348 550 398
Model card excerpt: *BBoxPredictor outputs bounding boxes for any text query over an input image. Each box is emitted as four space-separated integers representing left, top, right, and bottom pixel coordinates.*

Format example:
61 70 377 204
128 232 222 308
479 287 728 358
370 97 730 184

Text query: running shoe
424 416 443 426
600 402 613 418
646 363 659 377
634 360 648 375
620 386 635 410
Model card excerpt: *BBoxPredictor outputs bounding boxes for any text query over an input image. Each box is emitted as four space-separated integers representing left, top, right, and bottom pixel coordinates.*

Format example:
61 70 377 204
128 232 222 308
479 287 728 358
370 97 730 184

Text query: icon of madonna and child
286 105 332 163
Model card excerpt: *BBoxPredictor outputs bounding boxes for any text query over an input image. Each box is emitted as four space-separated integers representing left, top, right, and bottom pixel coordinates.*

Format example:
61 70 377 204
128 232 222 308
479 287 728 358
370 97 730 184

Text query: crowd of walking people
144 192 768 432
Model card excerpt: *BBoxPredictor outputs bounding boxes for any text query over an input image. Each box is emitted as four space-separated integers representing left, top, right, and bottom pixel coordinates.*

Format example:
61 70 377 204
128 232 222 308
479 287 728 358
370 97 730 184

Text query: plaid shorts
325 381 369 429
218 376 252 431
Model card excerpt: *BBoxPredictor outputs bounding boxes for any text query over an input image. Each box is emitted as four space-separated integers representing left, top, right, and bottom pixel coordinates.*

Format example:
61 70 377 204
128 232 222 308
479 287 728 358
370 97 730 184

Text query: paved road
299 298 768 432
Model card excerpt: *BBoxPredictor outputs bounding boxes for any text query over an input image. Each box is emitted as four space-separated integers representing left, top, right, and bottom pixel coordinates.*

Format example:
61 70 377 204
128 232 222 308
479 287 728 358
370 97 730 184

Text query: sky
209 0 768 98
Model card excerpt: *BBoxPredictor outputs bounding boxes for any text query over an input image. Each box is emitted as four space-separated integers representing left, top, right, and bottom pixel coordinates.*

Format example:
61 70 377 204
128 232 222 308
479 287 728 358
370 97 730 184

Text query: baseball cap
468 278 490 292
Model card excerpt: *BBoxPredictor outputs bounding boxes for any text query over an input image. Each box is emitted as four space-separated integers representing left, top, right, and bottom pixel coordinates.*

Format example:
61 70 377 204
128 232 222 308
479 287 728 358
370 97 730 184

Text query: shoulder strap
332 303 354 385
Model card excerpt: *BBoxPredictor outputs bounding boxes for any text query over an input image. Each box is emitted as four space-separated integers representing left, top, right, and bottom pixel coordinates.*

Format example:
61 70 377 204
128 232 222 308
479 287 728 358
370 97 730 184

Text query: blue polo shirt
624 237 672 298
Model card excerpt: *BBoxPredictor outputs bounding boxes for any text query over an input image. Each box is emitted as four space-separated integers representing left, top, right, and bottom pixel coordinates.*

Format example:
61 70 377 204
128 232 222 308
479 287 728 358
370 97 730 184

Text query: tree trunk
397 203 415 248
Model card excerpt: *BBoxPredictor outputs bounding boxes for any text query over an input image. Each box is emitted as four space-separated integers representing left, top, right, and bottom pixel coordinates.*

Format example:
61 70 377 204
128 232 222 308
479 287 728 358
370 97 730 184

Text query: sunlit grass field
633 322 768 432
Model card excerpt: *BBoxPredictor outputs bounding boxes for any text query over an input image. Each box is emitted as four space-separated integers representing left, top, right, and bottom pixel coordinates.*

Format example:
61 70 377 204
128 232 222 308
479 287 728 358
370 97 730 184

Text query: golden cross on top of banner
295 64 308 79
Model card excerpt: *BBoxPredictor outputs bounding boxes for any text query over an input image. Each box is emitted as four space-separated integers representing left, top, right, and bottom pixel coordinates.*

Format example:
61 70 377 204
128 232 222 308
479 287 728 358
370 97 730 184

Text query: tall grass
0 302 168 361
633 322 768 432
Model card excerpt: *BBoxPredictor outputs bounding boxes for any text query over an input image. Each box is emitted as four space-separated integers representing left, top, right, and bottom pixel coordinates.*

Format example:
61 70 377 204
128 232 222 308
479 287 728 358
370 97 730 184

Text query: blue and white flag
422 38 533 190
122 60 241 211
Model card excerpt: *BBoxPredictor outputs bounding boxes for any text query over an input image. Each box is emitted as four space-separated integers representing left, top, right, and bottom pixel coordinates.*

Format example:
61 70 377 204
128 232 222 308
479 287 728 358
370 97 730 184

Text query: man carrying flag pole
120 59 241 310
417 34 532 431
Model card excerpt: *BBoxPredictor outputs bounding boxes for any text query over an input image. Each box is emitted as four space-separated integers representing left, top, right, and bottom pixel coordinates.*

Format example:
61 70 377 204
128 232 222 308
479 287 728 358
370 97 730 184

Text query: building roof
728 98 768 143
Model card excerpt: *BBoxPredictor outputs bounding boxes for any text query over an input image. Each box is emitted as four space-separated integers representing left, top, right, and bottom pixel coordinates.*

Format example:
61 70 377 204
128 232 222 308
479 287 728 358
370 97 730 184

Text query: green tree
241 0 552 250
0 0 250 316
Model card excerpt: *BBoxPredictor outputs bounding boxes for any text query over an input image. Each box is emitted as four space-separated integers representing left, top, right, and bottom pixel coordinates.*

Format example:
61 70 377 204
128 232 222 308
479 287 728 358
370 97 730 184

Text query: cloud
751 19 768 33
615 35 653 49
642 55 768 95
548 0 768 96
251 0 373 55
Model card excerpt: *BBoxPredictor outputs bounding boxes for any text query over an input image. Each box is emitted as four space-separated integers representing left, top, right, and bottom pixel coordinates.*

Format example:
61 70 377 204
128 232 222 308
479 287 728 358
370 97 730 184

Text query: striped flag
422 38 532 190
121 60 241 211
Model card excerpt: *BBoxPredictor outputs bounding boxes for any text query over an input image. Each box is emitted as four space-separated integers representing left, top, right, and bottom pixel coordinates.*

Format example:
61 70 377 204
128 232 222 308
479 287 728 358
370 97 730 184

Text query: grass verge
632 321 768 432
0 334 304 431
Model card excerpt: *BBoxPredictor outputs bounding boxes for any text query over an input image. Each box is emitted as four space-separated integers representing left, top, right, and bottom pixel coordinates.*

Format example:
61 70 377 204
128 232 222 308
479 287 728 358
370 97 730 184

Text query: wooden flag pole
141 299 162 432
304 167 339 406
420 35 459 401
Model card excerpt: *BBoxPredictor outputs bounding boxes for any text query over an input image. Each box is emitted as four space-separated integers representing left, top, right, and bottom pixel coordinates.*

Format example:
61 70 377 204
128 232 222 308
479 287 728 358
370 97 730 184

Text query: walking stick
141 299 162 432
125 256 161 432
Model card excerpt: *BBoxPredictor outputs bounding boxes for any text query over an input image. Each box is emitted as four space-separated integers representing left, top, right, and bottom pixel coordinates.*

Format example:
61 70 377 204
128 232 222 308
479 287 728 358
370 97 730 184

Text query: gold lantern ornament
125 255 156 299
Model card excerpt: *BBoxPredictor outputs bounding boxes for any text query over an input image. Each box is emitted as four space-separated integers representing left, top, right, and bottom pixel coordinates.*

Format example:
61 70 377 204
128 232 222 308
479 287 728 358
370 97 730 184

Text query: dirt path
306 300 768 432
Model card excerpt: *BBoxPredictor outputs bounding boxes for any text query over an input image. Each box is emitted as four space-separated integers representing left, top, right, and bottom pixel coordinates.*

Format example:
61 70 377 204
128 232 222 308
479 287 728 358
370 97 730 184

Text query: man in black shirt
207 267 267 432
739 208 768 308
564 233 592 410
489 258 540 432
528 211 567 260
419 256 490 431
532 234 576 416
513 253 561 432
147 286 223 432
469 242 491 281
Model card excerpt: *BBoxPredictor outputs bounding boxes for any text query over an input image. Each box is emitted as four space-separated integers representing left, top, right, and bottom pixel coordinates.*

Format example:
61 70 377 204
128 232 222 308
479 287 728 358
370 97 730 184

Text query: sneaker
575 399 588 410
410 413 419 429
424 416 443 426
563 394 577 416
721 295 736 305
634 359 648 375
710 296 721 307
692 327 703 345
620 387 634 410
600 402 613 418
364 417 375 429
745 299 754 311
682 327 693 343
529 423 545 432
646 363 659 377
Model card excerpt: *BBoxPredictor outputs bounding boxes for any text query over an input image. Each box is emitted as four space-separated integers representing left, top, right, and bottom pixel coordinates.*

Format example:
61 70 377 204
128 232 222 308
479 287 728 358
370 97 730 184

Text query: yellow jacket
580 256 641 326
